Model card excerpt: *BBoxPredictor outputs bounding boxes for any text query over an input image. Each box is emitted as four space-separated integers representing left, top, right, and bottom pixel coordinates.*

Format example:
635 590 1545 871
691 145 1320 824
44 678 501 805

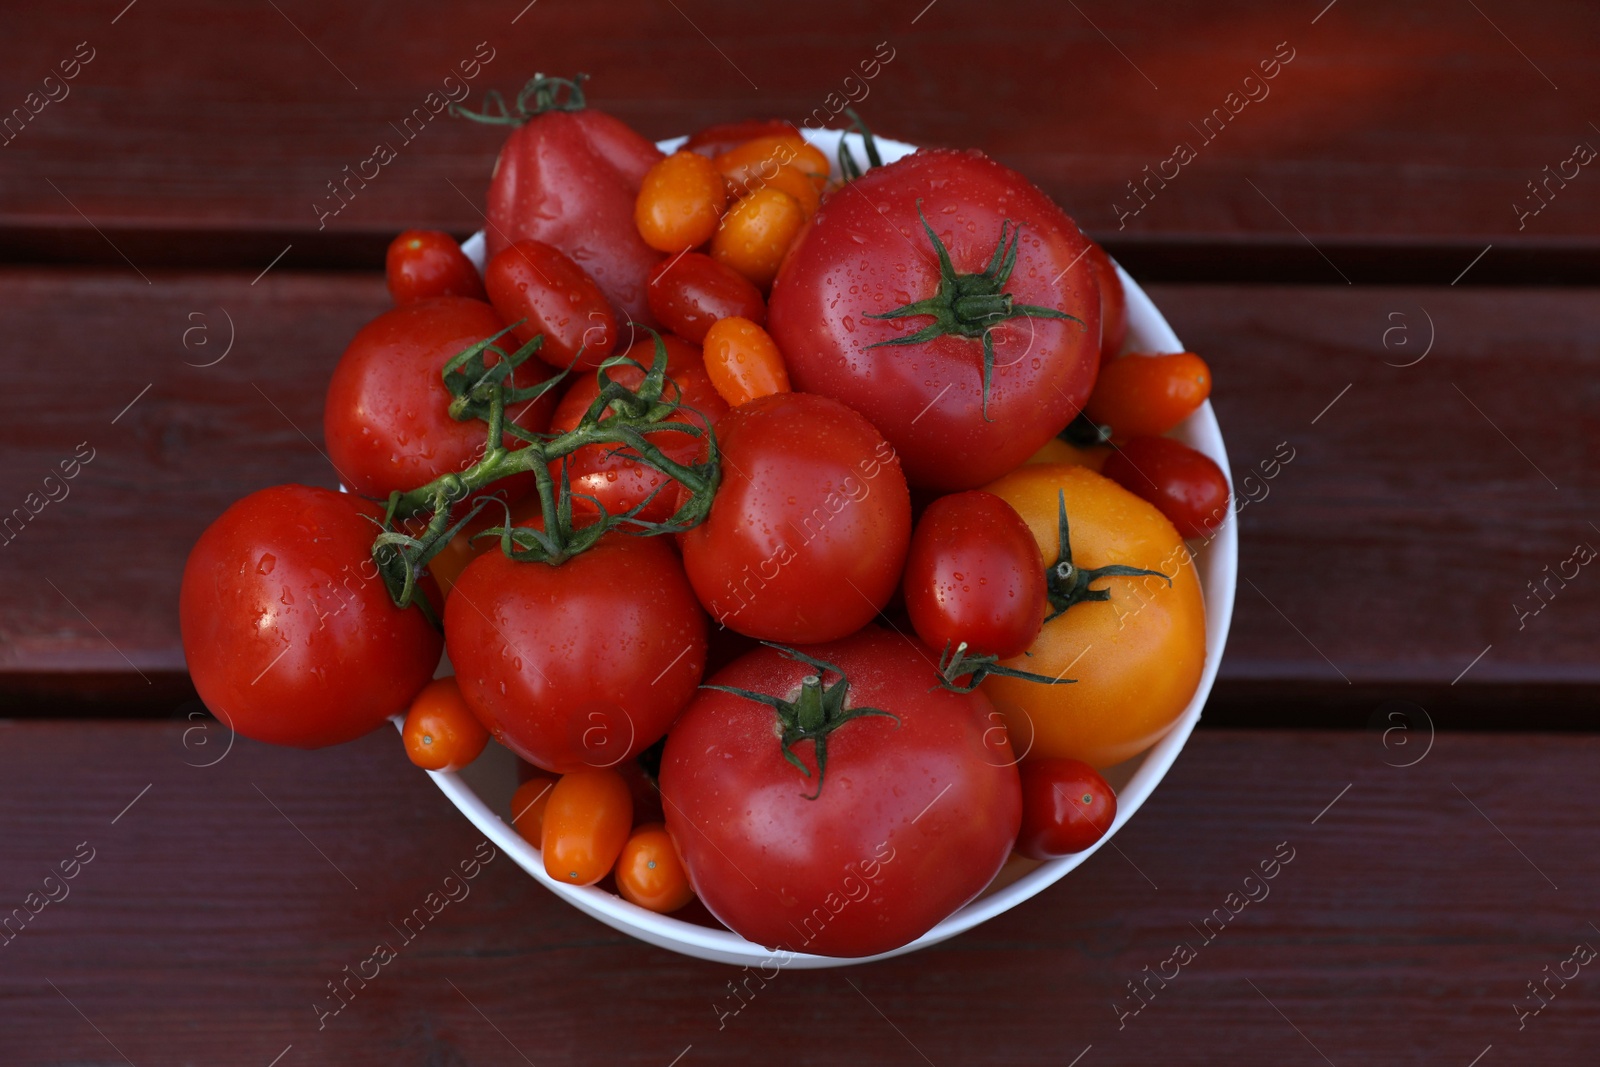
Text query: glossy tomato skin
678 392 911 643
1085 351 1212 441
982 464 1205 769
903 490 1047 660
445 532 706 774
768 148 1101 490
485 239 618 370
1085 242 1127 363
646 252 766 344
549 334 728 524
659 629 1021 958
179 485 442 749
323 297 555 501
1016 758 1116 859
683 118 799 158
386 230 487 304
485 108 664 326
1102 435 1231 540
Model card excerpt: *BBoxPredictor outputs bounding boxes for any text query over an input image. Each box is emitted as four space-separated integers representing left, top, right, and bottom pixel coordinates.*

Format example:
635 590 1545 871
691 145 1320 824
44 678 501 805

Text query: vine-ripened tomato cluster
178 75 1231 958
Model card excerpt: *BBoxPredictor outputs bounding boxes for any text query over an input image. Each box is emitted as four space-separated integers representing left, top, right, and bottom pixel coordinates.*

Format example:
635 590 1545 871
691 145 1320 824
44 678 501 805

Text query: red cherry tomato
903 490 1046 660
323 297 556 501
548 334 728 524
402 677 490 771
541 769 633 886
682 118 799 158
484 239 618 370
1016 758 1116 859
1085 241 1127 363
678 391 912 643
386 230 486 304
179 485 442 749
615 824 695 913
645 252 766 344
1084 351 1212 441
1102 435 1231 539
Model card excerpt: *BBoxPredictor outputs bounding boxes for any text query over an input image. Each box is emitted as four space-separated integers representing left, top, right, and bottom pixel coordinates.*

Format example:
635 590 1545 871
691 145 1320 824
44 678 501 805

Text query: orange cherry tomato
714 135 829 194
510 774 558 844
701 316 790 406
614 823 695 913
635 150 729 254
1026 436 1110 472
402 677 490 772
711 188 806 291
541 769 633 885
1084 352 1213 441
739 164 821 218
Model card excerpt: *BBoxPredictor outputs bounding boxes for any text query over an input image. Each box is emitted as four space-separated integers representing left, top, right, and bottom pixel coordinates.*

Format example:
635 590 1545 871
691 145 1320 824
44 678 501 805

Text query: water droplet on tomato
257 553 276 575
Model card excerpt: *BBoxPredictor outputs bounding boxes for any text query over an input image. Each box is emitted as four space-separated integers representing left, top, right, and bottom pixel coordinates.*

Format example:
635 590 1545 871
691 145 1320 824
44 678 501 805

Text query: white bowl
432 130 1238 967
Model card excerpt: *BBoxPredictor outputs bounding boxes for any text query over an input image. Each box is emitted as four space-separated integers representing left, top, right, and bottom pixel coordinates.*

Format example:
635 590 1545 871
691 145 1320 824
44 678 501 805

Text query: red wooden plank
0 723 1594 1064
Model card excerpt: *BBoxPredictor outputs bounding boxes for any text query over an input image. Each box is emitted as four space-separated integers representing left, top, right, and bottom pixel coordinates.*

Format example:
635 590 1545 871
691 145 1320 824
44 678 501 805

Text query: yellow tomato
1026 437 1110 471
982 464 1205 769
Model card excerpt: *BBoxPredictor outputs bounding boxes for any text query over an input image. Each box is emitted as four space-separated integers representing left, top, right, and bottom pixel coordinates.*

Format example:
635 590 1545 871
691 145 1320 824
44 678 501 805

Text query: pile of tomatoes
179 76 1230 959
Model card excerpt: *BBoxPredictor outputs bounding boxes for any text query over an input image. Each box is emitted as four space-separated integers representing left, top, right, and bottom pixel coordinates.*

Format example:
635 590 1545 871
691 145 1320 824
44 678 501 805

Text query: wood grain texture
0 723 1594 1065
2 1 1598 276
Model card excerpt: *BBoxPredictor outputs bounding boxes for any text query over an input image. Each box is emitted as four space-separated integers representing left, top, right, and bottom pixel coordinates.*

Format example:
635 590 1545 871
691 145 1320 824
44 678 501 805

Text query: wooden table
3 2 1597 1063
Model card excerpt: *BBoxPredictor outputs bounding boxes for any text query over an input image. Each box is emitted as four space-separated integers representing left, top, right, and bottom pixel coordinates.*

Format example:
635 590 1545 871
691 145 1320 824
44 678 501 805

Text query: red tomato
1085 241 1127 363
1102 435 1231 540
1084 351 1212 441
542 769 633 886
484 239 618 370
323 297 556 501
768 149 1101 490
179 485 442 749
402 677 489 771
386 230 486 304
548 334 728 524
903 491 1046 660
682 118 799 158
445 532 707 774
1016 759 1116 859
646 252 766 344
678 392 911 643
484 101 664 326
660 629 1022 957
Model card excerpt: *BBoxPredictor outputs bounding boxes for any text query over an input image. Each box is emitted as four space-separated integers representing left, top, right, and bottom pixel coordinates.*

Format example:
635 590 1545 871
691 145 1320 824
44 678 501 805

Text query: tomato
403 677 490 771
179 485 442 749
1085 241 1127 363
1102 435 1231 540
549 334 728 524
1084 351 1212 441
1016 758 1116 859
683 118 799 157
1027 436 1109 472
711 188 806 292
745 164 821 217
510 774 558 844
635 150 729 253
903 491 1046 661
386 230 486 304
768 149 1101 490
484 240 618 370
615 824 695 913
646 252 766 344
323 297 556 501
701 316 790 406
482 81 665 325
981 464 1205 768
445 532 707 773
714 135 830 194
678 391 911 643
541 769 633 885
660 630 1022 957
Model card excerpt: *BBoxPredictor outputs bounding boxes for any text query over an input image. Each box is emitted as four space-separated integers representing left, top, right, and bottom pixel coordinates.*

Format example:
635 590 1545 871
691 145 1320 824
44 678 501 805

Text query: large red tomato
179 485 442 749
767 148 1101 490
659 629 1021 958
677 391 911 643
323 297 556 501
445 532 706 774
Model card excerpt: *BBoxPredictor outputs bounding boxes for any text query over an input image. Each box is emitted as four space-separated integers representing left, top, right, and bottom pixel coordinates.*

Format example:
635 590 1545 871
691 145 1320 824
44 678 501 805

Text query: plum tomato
484 240 619 370
548 334 728 524
1084 241 1127 364
701 316 790 406
323 297 556 501
660 629 1022 957
386 229 486 304
403 677 490 772
645 251 766 344
711 187 806 292
541 768 632 886
1016 758 1116 859
982 464 1205 768
1102 435 1231 540
678 391 911 643
615 824 695 913
179 485 442 749
1084 351 1212 441
445 532 707 774
635 150 729 254
768 148 1101 491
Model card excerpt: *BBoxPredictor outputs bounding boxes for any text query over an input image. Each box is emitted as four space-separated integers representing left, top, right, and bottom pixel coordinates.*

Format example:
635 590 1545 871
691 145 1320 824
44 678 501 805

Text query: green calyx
450 73 589 126
864 200 1083 420
836 106 883 182
934 640 1075 693
704 645 899 800
1045 490 1170 622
